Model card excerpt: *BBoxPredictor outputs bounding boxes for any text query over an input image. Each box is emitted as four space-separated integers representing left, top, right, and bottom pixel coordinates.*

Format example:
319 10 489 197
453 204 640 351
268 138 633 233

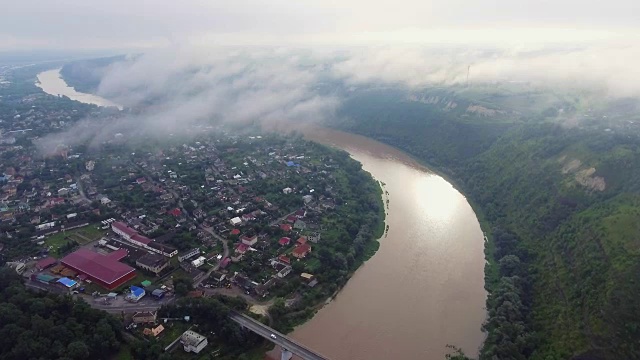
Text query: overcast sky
2 0 639 50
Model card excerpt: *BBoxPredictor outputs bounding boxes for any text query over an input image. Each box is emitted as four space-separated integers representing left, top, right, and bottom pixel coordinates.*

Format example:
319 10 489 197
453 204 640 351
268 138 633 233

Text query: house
280 223 292 232
278 237 291 246
240 234 257 246
282 187 292 194
143 324 164 337
302 195 313 204
230 228 240 236
178 248 200 262
295 209 306 218
220 257 231 269
235 243 249 255
229 217 242 226
277 266 292 278
132 311 157 324
168 208 181 217
286 215 297 223
136 253 169 274
136 177 147 184
181 330 208 354
292 244 311 259
294 219 306 230
241 213 255 222
278 255 291 265
307 232 321 243
296 236 307 246
99 196 111 205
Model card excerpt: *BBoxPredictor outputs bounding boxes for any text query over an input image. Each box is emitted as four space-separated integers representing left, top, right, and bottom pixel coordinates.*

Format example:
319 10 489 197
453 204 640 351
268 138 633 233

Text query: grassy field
45 224 106 257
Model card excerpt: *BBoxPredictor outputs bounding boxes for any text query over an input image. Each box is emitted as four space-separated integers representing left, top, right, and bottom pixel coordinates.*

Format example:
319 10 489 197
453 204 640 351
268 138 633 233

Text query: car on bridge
270 334 277 339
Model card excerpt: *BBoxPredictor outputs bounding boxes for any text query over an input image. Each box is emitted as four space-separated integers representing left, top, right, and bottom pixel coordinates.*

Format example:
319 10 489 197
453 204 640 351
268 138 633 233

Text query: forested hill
332 87 640 360
0 268 124 360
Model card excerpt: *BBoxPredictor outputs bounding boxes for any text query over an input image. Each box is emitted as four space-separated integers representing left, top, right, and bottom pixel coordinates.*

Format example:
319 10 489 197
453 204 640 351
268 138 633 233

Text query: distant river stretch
273 128 487 360
35 68 123 110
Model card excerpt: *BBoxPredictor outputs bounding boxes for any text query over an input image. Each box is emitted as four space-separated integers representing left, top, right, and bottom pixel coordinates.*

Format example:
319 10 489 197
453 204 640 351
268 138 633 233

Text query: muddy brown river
270 128 487 360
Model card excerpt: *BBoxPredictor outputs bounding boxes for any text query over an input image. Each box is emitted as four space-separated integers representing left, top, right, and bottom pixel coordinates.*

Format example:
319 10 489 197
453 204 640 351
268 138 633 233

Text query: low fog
34 42 640 154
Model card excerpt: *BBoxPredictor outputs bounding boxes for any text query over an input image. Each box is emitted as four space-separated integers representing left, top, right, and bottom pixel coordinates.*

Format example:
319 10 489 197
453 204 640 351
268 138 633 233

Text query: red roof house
168 208 182 217
136 177 147 184
286 215 297 223
230 229 241 236
280 224 292 232
292 244 312 259
278 237 291 246
296 237 307 245
236 243 250 254
278 255 291 264
220 257 231 269
61 248 136 290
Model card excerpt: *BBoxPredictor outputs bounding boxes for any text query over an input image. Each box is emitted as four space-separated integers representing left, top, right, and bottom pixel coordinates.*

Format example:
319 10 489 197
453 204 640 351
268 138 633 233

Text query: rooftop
181 330 207 347
61 248 135 285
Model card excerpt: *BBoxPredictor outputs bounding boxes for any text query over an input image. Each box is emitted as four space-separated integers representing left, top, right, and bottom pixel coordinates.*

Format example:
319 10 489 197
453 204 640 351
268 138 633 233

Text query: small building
279 223 292 232
282 187 292 194
132 311 157 324
36 256 57 271
151 289 165 299
143 324 164 337
136 253 169 275
229 217 242 226
278 237 291 246
302 195 313 204
181 330 208 354
129 286 146 302
57 277 77 288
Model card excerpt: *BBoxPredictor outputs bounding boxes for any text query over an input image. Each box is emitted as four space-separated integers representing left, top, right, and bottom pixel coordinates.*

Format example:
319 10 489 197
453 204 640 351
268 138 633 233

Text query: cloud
34 47 339 154
330 43 640 98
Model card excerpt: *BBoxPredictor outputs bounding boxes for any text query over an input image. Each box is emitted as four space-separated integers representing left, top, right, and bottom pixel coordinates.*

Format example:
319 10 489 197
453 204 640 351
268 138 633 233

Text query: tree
67 341 89 360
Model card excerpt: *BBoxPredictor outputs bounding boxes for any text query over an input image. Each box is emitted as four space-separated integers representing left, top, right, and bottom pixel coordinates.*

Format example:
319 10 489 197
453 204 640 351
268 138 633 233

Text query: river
274 128 487 360
35 68 123 110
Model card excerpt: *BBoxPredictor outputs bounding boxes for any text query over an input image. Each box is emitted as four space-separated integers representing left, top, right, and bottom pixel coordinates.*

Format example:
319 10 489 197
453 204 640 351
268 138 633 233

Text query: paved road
196 226 229 286
229 311 329 360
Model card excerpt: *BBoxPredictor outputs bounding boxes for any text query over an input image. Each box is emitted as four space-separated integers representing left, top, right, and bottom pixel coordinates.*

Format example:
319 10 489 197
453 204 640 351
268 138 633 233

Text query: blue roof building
130 285 146 301
57 277 77 288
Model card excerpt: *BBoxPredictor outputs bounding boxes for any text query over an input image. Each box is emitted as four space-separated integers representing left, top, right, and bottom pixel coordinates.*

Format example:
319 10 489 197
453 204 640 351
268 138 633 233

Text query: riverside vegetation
334 85 640 360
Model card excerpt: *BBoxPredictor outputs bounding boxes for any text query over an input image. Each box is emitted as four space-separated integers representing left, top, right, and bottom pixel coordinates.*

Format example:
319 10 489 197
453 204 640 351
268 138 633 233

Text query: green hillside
333 86 640 359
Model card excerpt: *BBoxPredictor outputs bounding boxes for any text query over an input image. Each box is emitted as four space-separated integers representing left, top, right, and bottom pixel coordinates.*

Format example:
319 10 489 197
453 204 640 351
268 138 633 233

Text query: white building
181 330 208 353
282 187 292 194
229 217 242 226
191 256 206 268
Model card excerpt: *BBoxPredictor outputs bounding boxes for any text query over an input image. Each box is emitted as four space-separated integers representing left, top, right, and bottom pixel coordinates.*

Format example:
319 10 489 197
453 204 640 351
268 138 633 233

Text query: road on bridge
229 311 329 360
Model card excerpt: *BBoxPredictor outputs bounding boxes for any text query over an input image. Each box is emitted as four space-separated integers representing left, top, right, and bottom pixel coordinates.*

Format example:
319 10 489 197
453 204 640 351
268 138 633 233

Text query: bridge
229 311 329 360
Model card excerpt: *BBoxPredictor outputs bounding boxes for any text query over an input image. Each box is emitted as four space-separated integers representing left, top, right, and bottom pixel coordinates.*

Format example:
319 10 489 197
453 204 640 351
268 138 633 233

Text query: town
0 64 384 358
